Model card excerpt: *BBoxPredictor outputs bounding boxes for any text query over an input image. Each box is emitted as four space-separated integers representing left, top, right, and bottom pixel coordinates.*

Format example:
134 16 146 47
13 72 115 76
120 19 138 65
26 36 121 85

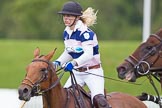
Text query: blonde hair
80 7 98 27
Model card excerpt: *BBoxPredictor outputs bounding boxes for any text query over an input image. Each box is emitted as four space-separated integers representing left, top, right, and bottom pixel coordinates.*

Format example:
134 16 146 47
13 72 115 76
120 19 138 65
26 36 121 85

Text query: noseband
125 34 162 75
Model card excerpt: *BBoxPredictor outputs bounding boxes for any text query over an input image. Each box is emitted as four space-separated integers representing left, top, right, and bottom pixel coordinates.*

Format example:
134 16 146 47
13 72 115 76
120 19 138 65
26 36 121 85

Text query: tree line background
0 0 161 40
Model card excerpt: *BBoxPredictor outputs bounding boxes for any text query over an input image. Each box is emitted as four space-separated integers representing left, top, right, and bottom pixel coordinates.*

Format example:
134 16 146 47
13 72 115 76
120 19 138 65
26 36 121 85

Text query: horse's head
117 28 162 82
18 48 56 101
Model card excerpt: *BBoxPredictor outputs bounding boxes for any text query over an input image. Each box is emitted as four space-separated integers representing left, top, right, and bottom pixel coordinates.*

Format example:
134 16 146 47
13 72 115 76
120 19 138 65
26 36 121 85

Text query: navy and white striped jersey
57 20 101 68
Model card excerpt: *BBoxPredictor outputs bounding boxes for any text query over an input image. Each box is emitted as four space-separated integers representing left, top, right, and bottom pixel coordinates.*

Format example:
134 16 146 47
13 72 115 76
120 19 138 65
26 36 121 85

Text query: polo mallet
20 101 26 108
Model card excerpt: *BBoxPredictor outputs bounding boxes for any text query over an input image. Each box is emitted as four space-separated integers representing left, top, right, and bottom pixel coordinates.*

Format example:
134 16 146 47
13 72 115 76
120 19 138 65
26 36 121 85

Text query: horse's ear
45 48 57 60
34 47 40 58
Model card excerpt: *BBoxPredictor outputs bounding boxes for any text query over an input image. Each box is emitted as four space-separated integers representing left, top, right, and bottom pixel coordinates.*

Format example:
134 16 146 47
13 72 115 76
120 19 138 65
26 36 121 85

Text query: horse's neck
42 71 67 108
42 83 66 108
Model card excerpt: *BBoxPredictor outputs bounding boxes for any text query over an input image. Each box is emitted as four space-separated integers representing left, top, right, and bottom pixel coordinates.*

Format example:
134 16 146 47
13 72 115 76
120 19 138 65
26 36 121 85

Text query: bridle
21 59 64 96
125 34 162 107
125 34 162 76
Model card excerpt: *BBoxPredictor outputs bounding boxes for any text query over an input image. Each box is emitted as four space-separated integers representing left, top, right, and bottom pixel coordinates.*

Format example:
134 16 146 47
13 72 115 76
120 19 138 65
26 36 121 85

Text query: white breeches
64 67 105 100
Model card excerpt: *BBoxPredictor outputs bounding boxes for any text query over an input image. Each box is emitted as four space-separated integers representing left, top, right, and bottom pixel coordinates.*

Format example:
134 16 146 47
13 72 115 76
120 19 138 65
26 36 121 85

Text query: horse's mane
155 28 162 37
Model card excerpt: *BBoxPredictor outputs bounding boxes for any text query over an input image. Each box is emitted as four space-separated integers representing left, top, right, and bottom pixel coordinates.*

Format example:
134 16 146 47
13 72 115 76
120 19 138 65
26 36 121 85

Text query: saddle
67 85 92 108
67 85 110 108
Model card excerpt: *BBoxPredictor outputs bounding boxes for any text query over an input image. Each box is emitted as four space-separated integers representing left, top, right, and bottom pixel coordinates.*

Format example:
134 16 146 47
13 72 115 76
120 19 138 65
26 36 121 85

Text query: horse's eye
40 68 47 73
146 46 152 50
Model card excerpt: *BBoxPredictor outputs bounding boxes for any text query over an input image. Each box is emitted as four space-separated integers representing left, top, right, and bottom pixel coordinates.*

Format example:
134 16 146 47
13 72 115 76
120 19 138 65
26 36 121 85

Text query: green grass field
0 39 160 96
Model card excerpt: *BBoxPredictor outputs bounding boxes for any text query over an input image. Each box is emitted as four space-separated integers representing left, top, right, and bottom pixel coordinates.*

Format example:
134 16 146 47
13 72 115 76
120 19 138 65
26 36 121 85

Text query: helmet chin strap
69 16 77 27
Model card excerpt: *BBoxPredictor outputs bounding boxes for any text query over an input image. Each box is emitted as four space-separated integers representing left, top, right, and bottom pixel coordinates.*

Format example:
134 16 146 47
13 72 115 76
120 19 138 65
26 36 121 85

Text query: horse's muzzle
117 65 137 82
18 85 32 101
116 66 126 79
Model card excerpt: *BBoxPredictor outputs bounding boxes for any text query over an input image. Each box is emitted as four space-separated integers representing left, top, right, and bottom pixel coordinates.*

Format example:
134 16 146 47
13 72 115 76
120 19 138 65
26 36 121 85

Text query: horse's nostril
117 66 127 79
117 66 125 73
23 88 28 93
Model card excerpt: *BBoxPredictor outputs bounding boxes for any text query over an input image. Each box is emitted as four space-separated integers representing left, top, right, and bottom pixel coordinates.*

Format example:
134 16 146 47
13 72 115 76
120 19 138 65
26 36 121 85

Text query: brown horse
116 28 162 108
18 48 147 108
117 28 162 82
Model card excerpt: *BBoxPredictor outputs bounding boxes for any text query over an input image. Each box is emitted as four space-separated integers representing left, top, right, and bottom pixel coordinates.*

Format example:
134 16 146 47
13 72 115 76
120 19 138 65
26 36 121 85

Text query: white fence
0 89 42 108
0 89 160 108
